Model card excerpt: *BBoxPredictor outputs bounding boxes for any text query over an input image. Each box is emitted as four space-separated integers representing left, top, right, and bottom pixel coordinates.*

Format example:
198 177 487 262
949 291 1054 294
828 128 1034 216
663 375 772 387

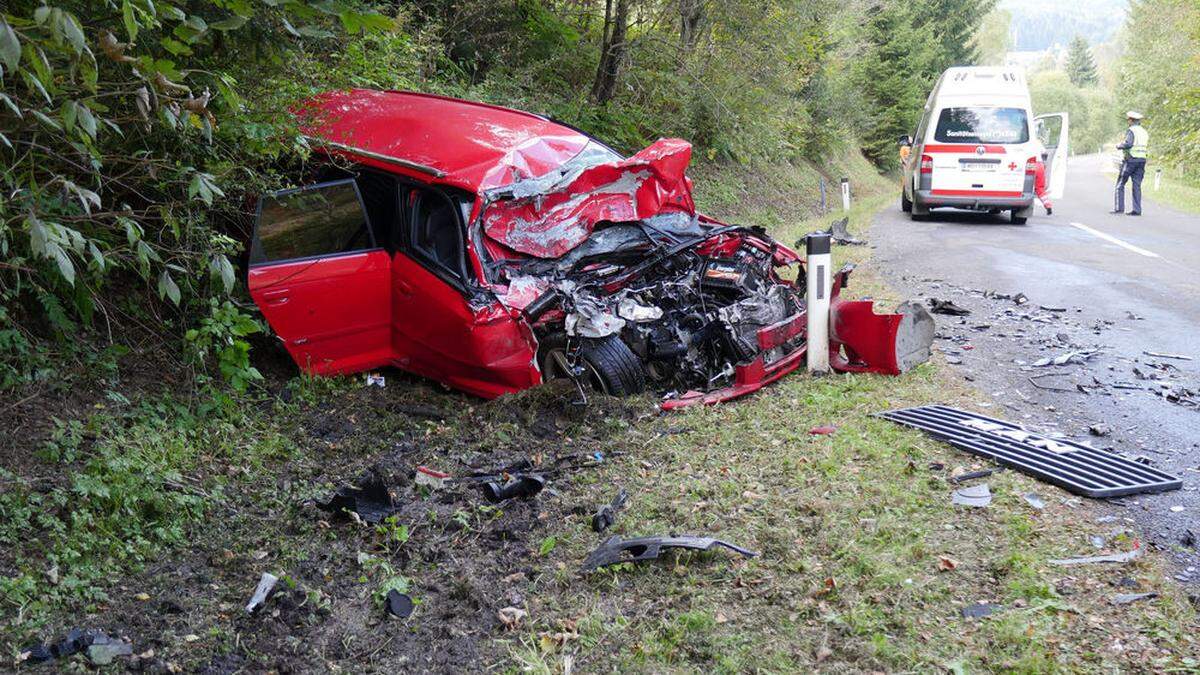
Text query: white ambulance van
900 67 1069 224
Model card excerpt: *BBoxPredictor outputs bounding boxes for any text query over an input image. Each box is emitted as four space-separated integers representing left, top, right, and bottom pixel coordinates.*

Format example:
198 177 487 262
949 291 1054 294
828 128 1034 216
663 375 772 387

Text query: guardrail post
806 232 832 374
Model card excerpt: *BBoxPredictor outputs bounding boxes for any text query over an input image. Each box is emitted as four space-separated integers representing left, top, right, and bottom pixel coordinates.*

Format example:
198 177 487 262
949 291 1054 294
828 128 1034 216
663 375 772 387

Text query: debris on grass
317 470 401 524
1111 592 1157 606
1049 543 1143 566
961 602 1004 619
952 483 992 507
581 535 756 572
950 468 996 484
1023 493 1046 510
365 373 386 387
591 488 628 533
385 590 414 619
482 474 546 503
415 465 450 490
245 572 279 614
937 555 959 572
498 606 527 630
20 629 132 666
808 425 838 435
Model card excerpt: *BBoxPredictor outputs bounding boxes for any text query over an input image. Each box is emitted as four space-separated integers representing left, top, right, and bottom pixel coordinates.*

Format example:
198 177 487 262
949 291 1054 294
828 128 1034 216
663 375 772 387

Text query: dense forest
0 0 995 391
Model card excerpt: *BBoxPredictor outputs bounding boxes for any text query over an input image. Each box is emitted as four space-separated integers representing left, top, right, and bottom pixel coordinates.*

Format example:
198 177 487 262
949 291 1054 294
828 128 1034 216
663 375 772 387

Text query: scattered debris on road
878 405 1183 498
1088 423 1112 437
591 489 628 533
245 572 279 614
1143 351 1192 361
581 535 756 572
1032 349 1099 367
928 298 971 316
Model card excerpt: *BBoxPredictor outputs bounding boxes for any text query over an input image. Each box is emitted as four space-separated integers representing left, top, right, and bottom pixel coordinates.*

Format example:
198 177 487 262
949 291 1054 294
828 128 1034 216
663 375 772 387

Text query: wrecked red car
248 89 932 406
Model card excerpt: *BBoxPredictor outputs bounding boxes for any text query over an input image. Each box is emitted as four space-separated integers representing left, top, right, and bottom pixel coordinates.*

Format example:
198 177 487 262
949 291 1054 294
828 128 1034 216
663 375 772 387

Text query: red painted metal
250 89 918 406
248 250 393 375
295 89 592 192
482 138 695 258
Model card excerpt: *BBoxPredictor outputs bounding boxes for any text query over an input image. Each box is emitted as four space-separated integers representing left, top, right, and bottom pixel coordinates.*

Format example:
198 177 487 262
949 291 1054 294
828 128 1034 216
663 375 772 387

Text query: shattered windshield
485 140 622 201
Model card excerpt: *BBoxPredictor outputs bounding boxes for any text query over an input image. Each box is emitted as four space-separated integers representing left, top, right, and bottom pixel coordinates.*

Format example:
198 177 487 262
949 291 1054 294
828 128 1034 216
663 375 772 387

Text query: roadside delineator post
806 231 832 374
840 177 851 211
1154 168 1162 191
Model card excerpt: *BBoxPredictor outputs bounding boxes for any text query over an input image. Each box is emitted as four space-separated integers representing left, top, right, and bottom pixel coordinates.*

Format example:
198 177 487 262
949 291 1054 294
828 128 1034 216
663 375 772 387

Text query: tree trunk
591 0 631 105
679 0 704 52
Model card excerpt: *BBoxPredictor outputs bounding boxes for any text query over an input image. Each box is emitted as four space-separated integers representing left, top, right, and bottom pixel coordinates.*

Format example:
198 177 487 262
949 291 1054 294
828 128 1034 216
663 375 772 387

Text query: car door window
409 190 466 282
251 179 374 264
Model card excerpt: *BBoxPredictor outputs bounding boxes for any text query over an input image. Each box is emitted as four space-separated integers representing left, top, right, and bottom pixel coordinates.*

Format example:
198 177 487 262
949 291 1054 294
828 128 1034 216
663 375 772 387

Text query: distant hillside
1000 0 1127 50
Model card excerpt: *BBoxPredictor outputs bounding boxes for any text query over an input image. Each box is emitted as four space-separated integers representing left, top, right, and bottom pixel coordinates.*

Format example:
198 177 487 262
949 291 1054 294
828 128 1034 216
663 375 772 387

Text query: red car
248 89 932 407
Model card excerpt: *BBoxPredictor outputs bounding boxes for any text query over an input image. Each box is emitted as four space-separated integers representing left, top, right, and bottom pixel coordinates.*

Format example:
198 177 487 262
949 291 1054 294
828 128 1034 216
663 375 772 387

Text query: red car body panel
249 90 927 407
482 138 696 258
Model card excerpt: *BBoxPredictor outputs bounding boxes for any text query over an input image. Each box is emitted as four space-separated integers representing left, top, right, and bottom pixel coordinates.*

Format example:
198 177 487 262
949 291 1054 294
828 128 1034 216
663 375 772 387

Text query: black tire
1010 209 1028 225
538 334 646 396
901 190 912 213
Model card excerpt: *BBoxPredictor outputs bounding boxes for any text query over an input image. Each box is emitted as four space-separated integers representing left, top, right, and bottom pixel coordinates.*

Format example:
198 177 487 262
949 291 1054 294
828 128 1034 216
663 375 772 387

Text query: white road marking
1069 221 1160 258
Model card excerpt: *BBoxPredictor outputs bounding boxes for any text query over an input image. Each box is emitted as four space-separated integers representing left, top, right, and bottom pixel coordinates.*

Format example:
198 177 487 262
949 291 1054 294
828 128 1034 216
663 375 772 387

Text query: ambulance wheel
538 334 646 396
1010 209 1028 225
901 190 912 213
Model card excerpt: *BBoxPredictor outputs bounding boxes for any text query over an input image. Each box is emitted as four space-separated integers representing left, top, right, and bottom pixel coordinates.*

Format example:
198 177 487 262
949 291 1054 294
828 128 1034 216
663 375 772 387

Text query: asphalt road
871 153 1200 580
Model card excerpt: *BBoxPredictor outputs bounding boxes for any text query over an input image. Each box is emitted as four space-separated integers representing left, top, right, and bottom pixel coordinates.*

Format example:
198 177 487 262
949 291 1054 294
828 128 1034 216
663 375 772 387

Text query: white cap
1126 110 1144 120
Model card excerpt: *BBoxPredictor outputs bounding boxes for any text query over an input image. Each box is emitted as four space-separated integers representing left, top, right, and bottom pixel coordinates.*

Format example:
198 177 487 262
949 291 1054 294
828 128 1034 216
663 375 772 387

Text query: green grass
1147 167 1200 214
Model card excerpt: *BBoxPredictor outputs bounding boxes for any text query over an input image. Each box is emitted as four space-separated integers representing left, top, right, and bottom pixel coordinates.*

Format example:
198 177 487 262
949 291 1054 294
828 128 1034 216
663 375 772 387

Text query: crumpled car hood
482 138 696 258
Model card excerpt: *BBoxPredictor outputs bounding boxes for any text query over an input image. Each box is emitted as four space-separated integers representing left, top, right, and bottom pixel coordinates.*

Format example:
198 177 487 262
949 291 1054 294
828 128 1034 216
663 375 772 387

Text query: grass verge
1146 167 1200 215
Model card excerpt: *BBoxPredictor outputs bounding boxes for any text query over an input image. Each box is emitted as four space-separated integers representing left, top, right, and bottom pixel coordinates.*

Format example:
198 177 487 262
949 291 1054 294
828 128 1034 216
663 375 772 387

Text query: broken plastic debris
20 629 131 666
1022 493 1045 510
927 298 971 316
245 572 279 614
952 483 992 507
1143 351 1192 361
960 602 1004 619
365 373 386 387
316 471 401 524
581 535 756 572
497 606 527 630
1049 543 1142 566
385 590 414 619
1111 592 1156 605
86 635 134 666
591 488 628 533
482 474 546 503
808 425 837 436
415 466 450 490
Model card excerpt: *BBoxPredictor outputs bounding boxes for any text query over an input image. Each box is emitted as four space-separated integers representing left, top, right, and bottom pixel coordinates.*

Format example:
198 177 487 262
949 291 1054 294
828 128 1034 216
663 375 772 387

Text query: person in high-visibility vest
1112 111 1149 216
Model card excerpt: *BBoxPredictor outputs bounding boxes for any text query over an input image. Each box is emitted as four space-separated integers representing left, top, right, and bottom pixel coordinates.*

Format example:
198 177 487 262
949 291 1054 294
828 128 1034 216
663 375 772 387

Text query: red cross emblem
1008 162 1018 171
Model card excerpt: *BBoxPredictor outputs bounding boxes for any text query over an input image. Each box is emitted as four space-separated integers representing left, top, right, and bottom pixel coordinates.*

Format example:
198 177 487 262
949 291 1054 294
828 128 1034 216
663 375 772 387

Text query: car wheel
901 190 912 213
1010 209 1028 225
538 334 646 396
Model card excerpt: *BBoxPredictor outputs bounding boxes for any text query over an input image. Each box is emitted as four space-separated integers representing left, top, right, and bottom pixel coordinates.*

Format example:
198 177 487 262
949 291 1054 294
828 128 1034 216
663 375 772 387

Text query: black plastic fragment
317 470 400 524
20 628 131 666
385 590 414 618
591 489 628 533
482 474 546 502
877 405 1182 498
581 535 756 572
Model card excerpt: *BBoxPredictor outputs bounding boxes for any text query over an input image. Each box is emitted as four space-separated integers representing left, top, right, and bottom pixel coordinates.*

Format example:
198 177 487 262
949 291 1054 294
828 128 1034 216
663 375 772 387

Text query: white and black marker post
806 232 832 374
1155 168 1162 191
840 177 851 212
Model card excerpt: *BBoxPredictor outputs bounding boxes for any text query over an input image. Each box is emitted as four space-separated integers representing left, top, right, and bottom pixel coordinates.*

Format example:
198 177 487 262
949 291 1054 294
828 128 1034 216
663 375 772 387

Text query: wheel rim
543 348 611 395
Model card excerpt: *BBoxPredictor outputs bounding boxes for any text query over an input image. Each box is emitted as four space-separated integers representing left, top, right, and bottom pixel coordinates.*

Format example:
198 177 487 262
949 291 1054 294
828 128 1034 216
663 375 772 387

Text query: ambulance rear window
934 107 1029 144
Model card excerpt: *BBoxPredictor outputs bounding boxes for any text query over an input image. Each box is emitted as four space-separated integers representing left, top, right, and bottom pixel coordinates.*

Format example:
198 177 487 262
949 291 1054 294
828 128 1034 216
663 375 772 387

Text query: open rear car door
248 179 393 375
1034 112 1070 200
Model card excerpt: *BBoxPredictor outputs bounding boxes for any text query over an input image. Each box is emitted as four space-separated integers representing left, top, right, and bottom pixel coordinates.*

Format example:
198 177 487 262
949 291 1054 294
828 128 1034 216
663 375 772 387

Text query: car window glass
934 107 1029 144
253 180 372 263
411 191 464 281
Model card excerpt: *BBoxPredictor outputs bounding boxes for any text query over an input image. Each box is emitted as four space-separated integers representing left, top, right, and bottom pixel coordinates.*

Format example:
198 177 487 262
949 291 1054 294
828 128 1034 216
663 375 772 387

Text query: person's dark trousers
1114 158 1147 214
